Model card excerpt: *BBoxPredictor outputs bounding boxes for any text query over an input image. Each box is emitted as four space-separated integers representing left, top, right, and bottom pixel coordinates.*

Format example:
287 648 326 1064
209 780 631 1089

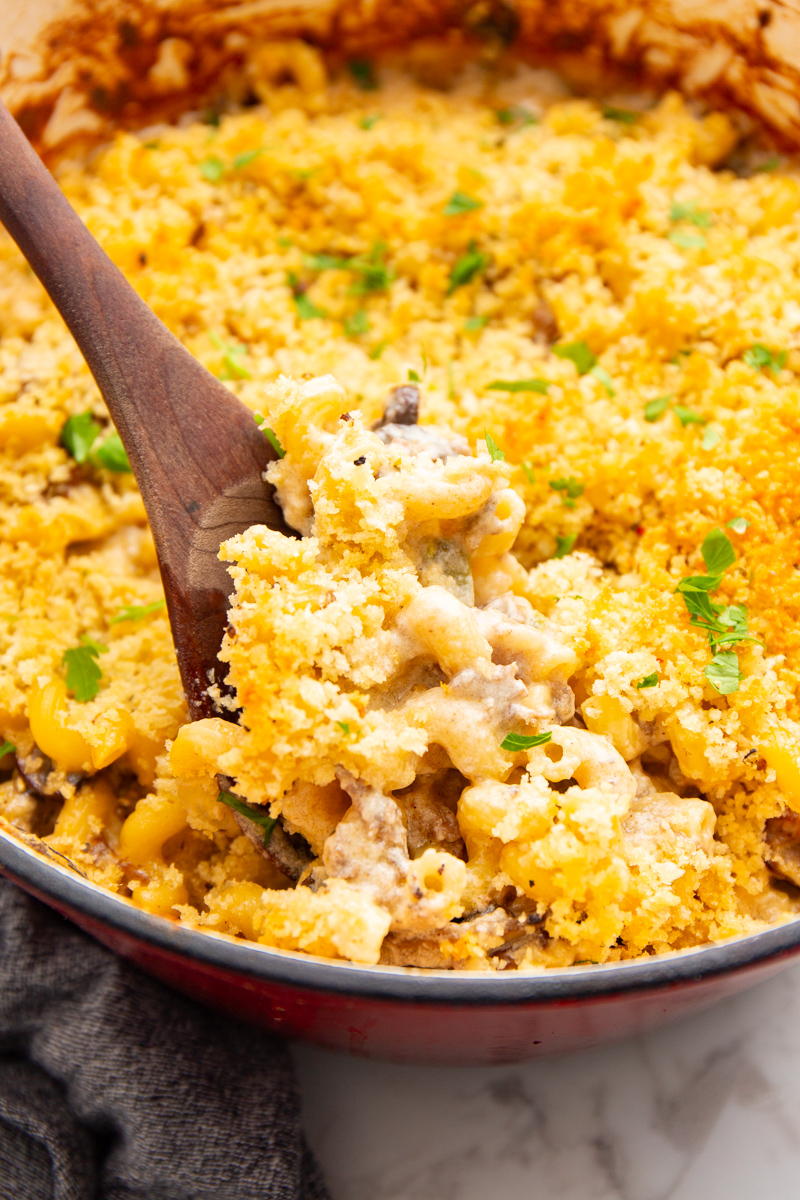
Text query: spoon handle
0 99 281 719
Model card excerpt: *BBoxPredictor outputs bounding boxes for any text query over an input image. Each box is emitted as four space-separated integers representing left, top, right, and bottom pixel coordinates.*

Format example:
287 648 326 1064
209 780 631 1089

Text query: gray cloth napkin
0 878 330 1200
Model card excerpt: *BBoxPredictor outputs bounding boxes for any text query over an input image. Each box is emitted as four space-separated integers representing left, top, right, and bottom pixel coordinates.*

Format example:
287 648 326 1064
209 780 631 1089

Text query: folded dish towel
0 878 329 1199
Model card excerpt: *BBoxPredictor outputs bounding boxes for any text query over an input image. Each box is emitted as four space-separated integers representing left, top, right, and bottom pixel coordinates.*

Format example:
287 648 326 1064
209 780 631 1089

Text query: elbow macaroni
1 62 798 969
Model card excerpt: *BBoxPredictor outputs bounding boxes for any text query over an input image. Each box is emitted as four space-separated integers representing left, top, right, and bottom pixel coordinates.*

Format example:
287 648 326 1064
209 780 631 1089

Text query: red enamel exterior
4 833 800 1064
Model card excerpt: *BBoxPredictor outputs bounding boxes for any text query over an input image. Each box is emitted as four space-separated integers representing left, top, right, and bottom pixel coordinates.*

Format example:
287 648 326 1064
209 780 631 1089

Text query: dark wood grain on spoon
0 98 290 721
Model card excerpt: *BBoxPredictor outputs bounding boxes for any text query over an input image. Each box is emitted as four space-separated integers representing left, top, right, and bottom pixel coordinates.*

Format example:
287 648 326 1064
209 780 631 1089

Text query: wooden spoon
0 99 288 721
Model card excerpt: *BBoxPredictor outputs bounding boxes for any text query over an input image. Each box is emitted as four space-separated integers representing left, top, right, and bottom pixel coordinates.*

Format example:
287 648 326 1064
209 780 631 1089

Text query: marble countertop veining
294 962 800 1200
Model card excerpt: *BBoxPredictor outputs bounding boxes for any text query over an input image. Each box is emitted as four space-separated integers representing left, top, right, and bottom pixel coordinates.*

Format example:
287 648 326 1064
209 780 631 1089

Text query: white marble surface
294 961 800 1200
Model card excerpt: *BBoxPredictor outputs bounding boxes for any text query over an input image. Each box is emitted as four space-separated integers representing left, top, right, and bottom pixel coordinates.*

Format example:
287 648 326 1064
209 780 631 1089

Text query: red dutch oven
3 829 799 1066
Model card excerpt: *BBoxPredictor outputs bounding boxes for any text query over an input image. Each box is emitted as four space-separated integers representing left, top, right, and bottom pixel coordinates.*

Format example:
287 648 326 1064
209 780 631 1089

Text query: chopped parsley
673 404 706 427
743 343 786 373
756 155 782 173
644 395 671 422
704 651 741 696
349 59 378 91
727 517 749 534
110 599 166 625
602 106 638 124
637 672 659 689
61 412 131 472
336 720 351 734
359 114 381 130
448 242 488 294
591 364 615 396
484 431 505 462
369 341 387 360
306 243 393 295
217 790 277 846
701 425 722 451
209 332 252 380
670 201 712 228
487 378 549 393
549 476 584 508
464 316 488 331
443 190 483 216
553 341 596 375
63 636 108 702
199 156 225 182
501 731 552 751
232 149 262 170
293 293 326 320
668 231 707 250
344 309 369 337
496 105 537 126
0 739 15 761
521 461 535 484
92 432 131 472
254 414 285 458
553 533 577 559
675 528 761 694
702 527 736 575
61 412 102 463
408 369 421 382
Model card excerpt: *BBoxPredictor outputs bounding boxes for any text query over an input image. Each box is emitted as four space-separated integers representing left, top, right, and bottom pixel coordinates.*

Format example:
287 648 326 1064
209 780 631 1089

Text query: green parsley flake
522 462 535 484
602 106 638 124
359 114 381 130
670 201 713 227
743 343 786 373
501 731 552 751
0 739 15 761
644 395 671 422
553 341 596 375
110 599 166 625
464 316 488 331
496 106 537 126
448 242 488 294
702 528 736 575
344 309 369 337
637 673 659 689
674 405 706 427
349 60 378 90
701 425 722 451
304 253 348 271
349 246 393 294
590 364 615 396
487 378 549 393
369 341 387 360
484 431 505 462
756 155 783 173
704 651 741 695
92 433 132 472
199 156 225 182
554 533 577 559
63 636 108 702
61 411 102 463
143 140 160 150
443 190 483 216
336 721 351 734
407 369 421 383
254 414 285 458
217 790 277 847
232 149 262 170
549 476 584 508
727 517 749 534
669 231 707 250
294 293 326 320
